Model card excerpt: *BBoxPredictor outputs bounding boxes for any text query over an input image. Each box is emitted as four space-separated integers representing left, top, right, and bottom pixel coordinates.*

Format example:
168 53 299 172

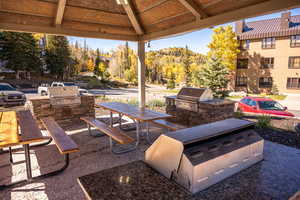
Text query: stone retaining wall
26 95 95 128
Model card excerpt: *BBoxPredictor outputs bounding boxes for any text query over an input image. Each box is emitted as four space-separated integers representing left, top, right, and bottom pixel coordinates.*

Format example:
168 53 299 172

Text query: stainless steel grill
175 87 213 112
145 118 264 194
48 86 81 106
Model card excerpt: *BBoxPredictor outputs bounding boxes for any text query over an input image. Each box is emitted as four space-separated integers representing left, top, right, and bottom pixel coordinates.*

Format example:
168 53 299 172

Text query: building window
288 56 300 69
240 40 250 50
236 77 247 87
237 59 248 69
287 78 300 89
290 35 300 47
261 57 274 69
259 77 273 88
262 37 275 49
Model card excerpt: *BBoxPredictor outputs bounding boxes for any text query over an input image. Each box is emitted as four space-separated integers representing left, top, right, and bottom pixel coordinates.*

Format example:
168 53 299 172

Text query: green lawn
228 94 287 101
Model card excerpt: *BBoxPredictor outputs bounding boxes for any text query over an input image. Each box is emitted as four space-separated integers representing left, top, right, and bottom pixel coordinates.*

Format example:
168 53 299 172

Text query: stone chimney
235 20 245 34
281 12 291 29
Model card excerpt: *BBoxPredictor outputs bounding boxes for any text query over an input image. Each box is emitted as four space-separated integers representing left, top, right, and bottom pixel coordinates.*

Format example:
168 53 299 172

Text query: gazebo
0 0 299 108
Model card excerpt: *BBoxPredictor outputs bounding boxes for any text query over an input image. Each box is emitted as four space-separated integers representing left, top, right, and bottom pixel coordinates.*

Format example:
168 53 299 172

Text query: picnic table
0 110 48 188
0 110 79 190
95 102 172 145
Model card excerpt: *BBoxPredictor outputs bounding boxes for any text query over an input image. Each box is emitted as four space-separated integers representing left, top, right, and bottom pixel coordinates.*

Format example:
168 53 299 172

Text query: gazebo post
137 40 146 110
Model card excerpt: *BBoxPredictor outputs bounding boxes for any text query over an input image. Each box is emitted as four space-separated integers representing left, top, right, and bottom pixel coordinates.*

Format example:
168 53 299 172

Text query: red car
237 96 295 118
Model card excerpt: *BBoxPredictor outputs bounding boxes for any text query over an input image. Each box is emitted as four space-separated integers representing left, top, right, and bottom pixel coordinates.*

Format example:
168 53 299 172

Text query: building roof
238 14 300 40
0 0 299 41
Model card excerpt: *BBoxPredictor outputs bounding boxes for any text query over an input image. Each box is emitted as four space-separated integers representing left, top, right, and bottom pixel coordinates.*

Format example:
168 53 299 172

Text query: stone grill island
165 88 235 126
26 88 95 127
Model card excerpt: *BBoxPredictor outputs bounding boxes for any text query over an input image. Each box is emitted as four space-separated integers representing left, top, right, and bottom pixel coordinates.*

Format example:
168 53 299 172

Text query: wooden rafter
177 0 207 19
142 0 300 41
0 22 139 41
122 0 144 35
55 0 67 25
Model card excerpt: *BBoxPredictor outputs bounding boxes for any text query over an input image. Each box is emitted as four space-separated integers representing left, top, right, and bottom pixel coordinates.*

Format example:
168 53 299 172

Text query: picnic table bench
81 117 136 154
0 110 79 190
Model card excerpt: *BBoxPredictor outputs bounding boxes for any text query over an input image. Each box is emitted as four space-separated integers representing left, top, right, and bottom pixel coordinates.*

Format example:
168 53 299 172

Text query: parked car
38 82 88 96
0 83 26 106
236 96 294 118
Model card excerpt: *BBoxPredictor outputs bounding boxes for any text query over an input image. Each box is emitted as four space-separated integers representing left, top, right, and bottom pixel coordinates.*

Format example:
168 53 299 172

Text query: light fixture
147 41 151 48
116 0 128 5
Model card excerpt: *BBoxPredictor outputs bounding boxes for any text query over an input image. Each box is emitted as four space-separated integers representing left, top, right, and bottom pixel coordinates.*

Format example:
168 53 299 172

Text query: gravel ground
0 119 164 200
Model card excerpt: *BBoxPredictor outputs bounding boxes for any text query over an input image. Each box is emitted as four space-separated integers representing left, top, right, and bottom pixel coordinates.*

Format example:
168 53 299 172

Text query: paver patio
1 120 300 200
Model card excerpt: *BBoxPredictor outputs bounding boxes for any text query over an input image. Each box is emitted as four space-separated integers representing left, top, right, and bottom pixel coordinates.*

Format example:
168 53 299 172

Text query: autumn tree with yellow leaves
207 25 239 70
87 59 94 72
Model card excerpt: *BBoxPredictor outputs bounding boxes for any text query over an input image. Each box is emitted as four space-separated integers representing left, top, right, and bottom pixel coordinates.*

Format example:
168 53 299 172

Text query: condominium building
234 12 300 94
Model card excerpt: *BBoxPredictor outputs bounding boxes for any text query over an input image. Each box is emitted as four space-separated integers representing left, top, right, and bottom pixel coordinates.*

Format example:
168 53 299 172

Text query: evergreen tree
0 31 42 79
183 45 192 86
198 57 230 98
45 35 71 79
94 48 101 75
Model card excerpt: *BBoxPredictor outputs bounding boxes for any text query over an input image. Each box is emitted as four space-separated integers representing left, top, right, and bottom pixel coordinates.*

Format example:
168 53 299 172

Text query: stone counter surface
78 142 300 200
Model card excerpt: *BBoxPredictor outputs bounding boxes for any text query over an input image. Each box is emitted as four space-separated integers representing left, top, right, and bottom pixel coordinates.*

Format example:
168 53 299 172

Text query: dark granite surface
78 141 300 200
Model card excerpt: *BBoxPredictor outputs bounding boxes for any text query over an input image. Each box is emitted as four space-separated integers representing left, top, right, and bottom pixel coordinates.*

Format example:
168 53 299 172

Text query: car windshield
0 85 16 91
63 82 76 86
258 101 285 111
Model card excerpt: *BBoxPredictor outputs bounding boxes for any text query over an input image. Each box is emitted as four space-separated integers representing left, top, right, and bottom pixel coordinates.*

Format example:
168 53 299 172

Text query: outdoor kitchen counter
77 141 300 200
78 160 191 200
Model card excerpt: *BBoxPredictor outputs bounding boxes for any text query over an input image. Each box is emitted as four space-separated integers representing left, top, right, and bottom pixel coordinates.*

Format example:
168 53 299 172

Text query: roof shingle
238 15 300 40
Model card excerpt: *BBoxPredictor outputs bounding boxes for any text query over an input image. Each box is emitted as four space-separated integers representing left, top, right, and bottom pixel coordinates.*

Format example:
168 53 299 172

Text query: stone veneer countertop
78 141 300 200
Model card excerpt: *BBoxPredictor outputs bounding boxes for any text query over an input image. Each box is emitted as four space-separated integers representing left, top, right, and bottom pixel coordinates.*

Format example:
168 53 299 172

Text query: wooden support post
137 41 146 110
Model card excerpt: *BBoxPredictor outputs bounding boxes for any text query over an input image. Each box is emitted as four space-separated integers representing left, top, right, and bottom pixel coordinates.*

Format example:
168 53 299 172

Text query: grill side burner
145 118 264 194
48 86 81 106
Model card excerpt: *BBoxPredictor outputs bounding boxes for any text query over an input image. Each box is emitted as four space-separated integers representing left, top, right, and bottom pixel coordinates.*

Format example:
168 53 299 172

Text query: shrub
256 115 271 129
233 111 243 119
147 99 166 108
126 98 139 106
87 79 104 89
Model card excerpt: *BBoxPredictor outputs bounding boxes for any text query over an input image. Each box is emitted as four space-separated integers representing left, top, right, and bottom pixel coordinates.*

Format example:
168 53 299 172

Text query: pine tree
0 31 42 79
183 45 192 86
45 35 71 79
198 57 230 98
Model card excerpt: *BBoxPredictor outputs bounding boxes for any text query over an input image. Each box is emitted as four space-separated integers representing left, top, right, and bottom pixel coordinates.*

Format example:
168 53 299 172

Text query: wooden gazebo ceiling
0 0 299 41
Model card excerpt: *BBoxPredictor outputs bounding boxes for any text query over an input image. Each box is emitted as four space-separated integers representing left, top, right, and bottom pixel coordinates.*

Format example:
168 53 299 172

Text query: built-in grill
48 86 81 107
166 87 235 126
175 87 213 112
145 118 264 194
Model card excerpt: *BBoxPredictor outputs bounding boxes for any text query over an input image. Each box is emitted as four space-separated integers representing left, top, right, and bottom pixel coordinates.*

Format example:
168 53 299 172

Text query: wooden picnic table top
0 110 46 148
96 102 172 122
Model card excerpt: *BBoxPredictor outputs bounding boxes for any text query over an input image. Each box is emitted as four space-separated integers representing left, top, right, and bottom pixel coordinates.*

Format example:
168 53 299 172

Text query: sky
68 8 300 55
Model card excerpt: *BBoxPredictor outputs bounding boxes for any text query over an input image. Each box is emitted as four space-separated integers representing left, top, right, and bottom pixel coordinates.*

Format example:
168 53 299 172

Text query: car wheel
41 91 47 96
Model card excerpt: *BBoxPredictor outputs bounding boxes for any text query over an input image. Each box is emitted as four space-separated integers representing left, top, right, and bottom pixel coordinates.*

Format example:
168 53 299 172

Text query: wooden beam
0 22 138 41
142 0 300 41
55 0 66 25
137 41 146 109
122 0 144 35
177 0 207 19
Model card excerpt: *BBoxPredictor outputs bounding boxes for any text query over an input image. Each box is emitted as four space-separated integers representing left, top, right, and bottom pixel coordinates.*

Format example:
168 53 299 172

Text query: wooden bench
40 117 79 177
151 119 186 131
80 117 136 154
